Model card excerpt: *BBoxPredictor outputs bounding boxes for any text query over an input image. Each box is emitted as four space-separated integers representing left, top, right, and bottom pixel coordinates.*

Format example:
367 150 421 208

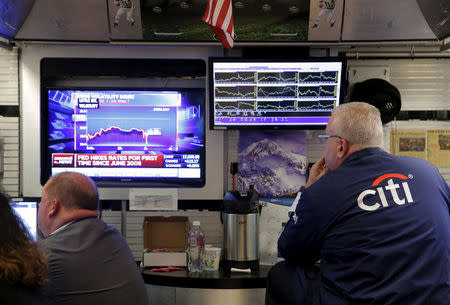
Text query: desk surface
141 265 271 289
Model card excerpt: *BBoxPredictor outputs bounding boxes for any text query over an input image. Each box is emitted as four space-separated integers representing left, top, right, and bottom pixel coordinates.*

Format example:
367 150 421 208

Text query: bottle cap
193 220 200 226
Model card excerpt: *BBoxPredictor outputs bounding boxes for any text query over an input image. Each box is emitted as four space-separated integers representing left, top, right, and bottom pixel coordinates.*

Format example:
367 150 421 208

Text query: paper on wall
427 130 450 167
129 188 178 210
390 129 426 160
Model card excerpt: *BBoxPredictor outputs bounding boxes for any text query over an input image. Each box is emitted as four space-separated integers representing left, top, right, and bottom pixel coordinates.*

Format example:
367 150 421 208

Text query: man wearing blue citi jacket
265 102 450 305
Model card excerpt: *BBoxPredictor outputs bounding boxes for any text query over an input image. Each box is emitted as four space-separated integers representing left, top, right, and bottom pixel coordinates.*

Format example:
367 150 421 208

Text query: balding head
39 172 99 237
44 172 99 211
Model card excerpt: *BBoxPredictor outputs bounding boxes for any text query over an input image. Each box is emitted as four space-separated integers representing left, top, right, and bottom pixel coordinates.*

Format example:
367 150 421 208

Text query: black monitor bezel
208 56 347 130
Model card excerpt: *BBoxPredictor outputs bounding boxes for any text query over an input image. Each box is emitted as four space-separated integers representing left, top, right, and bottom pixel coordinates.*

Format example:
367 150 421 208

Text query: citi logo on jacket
357 173 414 211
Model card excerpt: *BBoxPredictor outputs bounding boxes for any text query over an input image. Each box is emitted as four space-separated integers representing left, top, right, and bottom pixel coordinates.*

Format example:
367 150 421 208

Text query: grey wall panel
0 47 19 196
15 0 109 41
342 0 436 41
0 47 18 105
347 58 450 111
101 210 122 233
0 117 19 196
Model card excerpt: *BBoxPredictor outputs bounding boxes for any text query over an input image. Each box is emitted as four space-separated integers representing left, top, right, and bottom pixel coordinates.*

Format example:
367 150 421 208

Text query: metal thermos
222 190 260 272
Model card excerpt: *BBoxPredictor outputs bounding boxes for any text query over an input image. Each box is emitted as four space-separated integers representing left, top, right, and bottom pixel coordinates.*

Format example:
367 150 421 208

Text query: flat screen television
41 88 205 187
10 198 39 241
209 57 347 129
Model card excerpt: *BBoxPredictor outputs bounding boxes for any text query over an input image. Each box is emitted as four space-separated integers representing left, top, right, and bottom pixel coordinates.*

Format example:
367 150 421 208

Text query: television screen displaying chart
209 57 346 129
41 88 205 187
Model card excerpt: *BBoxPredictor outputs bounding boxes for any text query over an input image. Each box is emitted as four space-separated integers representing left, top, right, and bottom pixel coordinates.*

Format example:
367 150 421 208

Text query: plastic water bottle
187 220 205 272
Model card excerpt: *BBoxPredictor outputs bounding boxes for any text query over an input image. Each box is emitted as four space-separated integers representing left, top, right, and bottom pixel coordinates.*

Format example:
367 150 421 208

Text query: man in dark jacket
37 172 149 305
266 102 450 305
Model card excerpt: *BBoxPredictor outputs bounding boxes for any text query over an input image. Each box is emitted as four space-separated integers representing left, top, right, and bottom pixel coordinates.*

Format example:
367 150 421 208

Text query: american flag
202 0 235 50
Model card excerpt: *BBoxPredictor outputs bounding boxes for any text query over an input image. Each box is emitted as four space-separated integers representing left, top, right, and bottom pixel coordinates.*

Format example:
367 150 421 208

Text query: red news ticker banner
52 153 164 168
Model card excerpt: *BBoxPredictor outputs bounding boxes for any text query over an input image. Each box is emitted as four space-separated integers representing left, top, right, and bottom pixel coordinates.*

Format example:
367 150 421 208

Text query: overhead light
289 6 299 14
179 1 191 9
234 1 245 9
261 3 272 12
152 6 163 13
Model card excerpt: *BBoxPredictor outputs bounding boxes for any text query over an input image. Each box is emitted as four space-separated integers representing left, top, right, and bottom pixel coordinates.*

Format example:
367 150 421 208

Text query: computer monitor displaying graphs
10 198 39 241
41 88 205 187
209 57 346 129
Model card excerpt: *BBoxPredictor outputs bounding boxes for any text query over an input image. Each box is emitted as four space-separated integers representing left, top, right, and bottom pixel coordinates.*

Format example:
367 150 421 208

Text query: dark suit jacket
37 217 148 305
0 278 48 305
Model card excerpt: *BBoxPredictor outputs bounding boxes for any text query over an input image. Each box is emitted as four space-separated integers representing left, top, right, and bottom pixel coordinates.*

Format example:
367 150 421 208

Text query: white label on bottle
189 236 197 247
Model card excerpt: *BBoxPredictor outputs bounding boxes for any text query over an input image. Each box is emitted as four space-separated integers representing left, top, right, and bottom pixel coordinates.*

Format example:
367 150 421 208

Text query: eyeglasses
317 134 342 144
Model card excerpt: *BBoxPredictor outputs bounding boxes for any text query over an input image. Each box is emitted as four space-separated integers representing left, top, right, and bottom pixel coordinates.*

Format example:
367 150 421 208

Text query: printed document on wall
390 129 426 160
129 188 178 210
427 130 450 167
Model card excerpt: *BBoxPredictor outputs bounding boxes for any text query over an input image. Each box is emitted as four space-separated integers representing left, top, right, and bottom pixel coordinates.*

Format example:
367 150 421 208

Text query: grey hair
331 102 384 149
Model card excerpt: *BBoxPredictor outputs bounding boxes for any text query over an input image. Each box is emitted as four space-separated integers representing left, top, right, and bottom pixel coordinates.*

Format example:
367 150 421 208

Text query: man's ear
337 138 349 159
48 199 60 217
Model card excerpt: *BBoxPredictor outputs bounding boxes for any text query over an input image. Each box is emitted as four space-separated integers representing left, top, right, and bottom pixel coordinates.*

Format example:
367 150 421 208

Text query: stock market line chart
211 60 344 127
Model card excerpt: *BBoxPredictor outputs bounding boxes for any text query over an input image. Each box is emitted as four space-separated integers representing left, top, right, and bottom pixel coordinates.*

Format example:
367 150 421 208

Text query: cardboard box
142 216 189 267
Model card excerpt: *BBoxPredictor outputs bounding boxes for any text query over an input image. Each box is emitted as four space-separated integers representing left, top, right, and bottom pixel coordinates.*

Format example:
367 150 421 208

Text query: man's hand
305 156 329 188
